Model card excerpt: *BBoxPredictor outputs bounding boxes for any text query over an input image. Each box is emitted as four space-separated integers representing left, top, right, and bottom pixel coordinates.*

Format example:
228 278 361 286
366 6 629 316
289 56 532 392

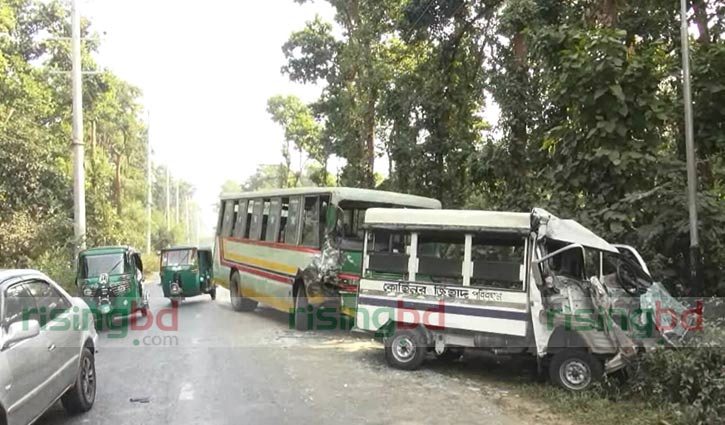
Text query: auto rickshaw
76 246 150 326
160 246 216 306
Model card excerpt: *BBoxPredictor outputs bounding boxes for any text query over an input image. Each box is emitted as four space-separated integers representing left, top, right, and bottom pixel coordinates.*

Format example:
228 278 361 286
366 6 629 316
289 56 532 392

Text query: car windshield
80 253 127 278
162 249 195 266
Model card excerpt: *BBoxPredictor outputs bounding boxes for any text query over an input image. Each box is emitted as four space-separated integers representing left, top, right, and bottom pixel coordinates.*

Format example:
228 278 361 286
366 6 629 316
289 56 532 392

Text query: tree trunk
113 149 122 215
365 92 376 188
692 0 710 44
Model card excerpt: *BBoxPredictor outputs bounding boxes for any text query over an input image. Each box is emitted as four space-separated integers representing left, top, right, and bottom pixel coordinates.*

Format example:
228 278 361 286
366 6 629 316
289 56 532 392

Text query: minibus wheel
384 327 426 370
293 284 311 331
548 349 602 391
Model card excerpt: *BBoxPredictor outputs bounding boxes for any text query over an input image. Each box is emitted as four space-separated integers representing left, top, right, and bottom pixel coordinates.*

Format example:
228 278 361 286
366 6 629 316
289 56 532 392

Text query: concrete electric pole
680 0 701 293
146 111 152 254
71 0 86 253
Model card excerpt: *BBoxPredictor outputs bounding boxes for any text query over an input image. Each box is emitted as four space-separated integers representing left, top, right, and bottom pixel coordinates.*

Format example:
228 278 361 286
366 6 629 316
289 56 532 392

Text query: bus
212 187 441 329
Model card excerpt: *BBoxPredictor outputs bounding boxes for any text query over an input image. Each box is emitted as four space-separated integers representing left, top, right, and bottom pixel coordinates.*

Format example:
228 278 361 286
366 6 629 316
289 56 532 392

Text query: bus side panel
238 269 293 312
213 236 231 287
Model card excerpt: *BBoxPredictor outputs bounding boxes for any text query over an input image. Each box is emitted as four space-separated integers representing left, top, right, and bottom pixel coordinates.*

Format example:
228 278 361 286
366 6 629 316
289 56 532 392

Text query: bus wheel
548 349 602 391
384 327 426 370
293 284 312 331
230 271 257 312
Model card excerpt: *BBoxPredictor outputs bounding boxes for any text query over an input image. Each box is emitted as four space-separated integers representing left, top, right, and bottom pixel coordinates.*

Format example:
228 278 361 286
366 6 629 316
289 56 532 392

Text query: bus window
285 196 301 245
417 231 465 285
249 199 264 240
278 198 289 242
232 200 249 238
260 199 271 241
221 200 236 237
470 236 525 290
266 198 282 242
301 196 320 247
244 201 253 239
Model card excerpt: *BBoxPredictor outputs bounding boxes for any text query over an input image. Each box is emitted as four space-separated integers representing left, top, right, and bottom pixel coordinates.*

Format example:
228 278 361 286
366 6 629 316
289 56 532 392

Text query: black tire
230 272 257 312
435 346 464 362
384 327 427 370
548 349 603 391
293 284 311 331
62 346 96 415
209 286 217 300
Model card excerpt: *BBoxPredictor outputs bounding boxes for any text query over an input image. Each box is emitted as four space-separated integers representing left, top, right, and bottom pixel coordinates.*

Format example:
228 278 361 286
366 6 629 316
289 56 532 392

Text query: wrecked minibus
355 208 688 391
213 187 441 330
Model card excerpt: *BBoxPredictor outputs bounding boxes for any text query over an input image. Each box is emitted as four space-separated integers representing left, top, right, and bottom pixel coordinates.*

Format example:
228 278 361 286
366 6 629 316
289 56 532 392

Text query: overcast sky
83 0 336 235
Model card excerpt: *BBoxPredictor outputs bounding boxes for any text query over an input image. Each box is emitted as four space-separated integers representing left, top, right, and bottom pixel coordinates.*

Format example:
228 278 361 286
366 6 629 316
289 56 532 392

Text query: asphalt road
36 282 524 425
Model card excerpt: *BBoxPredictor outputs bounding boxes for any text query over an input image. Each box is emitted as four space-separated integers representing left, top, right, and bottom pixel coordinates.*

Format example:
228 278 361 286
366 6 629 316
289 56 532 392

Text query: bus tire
293 284 311 331
230 271 257 312
384 327 426 370
548 349 602 392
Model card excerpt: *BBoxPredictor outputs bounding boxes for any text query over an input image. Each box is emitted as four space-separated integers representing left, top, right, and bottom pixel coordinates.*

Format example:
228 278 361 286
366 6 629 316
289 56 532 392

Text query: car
0 269 98 425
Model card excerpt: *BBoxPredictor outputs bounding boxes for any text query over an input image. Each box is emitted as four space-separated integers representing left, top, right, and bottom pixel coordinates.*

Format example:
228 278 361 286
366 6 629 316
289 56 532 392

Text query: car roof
219 187 442 209
0 269 47 286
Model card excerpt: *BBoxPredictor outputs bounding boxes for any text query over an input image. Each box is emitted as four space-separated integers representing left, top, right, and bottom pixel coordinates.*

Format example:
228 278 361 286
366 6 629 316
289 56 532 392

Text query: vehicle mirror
2 320 40 350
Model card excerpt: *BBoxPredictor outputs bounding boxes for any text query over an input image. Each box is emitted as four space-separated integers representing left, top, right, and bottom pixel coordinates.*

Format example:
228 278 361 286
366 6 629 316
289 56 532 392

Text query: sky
82 0 336 235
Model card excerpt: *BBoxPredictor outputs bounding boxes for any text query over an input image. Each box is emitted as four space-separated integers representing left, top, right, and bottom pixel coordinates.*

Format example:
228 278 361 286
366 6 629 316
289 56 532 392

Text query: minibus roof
364 208 532 234
220 187 441 209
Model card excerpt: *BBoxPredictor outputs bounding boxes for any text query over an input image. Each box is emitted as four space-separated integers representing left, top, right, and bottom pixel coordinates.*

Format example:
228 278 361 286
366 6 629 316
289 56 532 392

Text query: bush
32 248 77 293
141 252 160 274
605 324 725 425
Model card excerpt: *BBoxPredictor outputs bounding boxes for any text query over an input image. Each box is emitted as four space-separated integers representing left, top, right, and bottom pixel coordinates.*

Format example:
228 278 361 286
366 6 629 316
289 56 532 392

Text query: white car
0 270 98 425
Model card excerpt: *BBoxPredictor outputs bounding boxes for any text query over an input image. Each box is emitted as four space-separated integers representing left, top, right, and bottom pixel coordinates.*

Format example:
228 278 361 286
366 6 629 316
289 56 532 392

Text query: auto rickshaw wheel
230 271 257 312
171 299 179 308
209 286 217 300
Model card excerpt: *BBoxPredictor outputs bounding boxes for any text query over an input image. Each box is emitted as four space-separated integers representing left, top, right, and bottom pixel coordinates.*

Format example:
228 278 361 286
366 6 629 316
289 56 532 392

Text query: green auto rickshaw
160 246 216 306
76 246 150 325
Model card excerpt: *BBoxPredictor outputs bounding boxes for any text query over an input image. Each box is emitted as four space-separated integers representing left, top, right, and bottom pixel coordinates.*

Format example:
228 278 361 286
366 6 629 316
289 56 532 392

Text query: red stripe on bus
337 273 360 281
221 259 295 285
223 237 321 254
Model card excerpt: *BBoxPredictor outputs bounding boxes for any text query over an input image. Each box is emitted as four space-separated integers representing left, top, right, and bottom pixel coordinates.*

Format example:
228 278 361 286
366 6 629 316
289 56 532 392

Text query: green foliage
0 0 194 276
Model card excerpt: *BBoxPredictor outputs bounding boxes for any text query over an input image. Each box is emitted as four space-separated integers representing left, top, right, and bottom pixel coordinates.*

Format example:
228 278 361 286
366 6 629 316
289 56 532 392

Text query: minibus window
417 232 465 285
365 230 409 277
470 236 525 290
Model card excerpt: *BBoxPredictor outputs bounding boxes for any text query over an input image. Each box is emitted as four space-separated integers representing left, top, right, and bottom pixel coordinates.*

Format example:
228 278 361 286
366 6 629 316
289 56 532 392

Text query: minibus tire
548 349 602 391
384 328 426 370
230 271 257 312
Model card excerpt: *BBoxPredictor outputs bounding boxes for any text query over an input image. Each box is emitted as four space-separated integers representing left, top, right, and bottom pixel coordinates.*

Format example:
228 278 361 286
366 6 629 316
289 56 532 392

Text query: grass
425 352 683 425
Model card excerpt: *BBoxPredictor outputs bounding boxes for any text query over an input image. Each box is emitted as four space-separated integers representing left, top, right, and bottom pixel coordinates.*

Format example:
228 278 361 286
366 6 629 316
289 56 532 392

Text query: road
37 281 529 425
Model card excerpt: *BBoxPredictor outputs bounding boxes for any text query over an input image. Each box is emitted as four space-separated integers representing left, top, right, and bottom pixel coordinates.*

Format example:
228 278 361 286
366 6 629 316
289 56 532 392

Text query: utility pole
165 167 170 229
680 0 701 294
175 181 180 224
146 111 152 254
184 197 190 244
71 0 86 253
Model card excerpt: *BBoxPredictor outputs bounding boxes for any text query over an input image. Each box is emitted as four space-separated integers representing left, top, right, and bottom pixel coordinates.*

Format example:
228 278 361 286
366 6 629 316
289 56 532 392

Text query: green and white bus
213 187 441 329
